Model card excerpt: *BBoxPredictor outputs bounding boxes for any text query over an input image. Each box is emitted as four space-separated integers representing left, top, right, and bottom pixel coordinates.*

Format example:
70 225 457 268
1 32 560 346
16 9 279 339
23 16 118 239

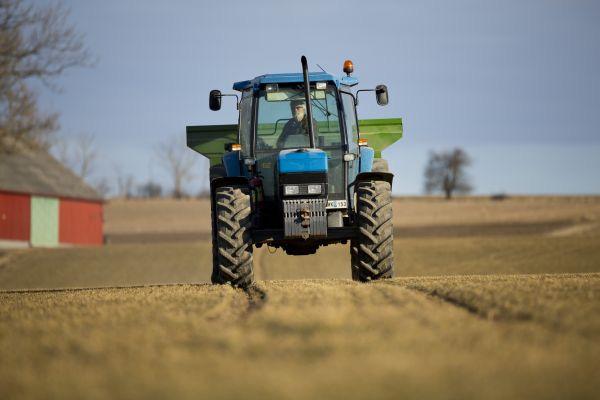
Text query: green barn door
30 196 59 247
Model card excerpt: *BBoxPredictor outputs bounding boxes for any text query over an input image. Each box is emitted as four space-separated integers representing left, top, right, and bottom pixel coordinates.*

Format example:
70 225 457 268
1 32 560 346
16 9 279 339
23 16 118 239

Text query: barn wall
59 199 103 245
0 191 31 241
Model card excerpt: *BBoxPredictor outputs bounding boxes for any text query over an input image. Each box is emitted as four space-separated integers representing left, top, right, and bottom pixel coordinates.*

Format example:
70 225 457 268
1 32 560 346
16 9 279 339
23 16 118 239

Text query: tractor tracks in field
372 280 485 319
383 280 534 323
242 248 270 316
238 278 530 324
402 284 487 318
251 246 271 281
243 283 268 315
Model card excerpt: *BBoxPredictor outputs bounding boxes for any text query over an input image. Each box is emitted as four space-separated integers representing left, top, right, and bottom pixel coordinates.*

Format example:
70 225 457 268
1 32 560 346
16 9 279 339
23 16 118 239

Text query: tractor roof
233 72 358 91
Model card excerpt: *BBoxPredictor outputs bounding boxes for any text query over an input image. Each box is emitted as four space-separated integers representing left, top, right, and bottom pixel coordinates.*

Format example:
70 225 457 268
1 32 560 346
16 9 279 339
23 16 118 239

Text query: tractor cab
230 73 354 231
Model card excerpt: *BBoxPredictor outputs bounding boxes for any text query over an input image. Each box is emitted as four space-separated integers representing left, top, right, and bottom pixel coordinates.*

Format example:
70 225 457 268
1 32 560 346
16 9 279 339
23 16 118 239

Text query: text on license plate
327 200 347 209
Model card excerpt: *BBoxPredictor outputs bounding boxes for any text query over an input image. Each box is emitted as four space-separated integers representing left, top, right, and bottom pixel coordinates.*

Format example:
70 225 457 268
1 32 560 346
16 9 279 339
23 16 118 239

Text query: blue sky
38 0 600 195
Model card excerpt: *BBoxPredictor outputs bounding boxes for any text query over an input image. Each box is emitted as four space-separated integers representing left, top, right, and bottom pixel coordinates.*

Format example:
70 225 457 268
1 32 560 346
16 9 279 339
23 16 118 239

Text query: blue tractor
187 56 403 287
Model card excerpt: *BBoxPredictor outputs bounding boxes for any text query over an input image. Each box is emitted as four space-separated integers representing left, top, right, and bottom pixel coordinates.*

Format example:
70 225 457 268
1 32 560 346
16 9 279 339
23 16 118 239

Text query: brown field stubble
0 275 598 399
1 196 599 399
104 196 600 236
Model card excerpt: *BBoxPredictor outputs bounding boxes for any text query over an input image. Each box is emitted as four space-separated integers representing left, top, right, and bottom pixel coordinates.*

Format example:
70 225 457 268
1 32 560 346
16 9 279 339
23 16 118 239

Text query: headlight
284 185 299 196
307 184 322 195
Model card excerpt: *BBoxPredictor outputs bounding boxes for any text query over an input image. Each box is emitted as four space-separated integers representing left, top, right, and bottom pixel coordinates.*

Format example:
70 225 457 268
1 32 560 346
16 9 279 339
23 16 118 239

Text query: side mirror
375 85 389 106
209 89 222 111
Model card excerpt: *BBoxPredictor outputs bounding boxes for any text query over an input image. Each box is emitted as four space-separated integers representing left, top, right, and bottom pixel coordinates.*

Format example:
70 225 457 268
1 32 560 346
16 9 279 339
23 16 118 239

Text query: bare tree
114 164 135 199
155 135 196 199
118 175 135 199
54 132 97 180
0 83 57 150
137 181 162 198
424 148 473 199
92 177 110 198
0 0 91 151
72 133 96 180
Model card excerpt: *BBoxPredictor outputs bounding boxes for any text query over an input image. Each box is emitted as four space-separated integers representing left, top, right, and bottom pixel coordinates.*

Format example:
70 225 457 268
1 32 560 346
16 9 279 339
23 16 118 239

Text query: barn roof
0 146 103 202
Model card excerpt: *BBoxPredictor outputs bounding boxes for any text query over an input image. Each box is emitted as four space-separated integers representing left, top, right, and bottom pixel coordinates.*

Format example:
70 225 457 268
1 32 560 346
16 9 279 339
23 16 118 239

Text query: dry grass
2 196 600 399
104 198 211 235
399 273 600 337
105 196 600 236
2 232 599 290
392 195 600 227
1 275 598 399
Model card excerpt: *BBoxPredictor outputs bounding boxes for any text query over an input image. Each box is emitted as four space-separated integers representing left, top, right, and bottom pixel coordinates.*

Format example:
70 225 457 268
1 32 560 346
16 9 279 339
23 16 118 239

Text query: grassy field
1 196 600 399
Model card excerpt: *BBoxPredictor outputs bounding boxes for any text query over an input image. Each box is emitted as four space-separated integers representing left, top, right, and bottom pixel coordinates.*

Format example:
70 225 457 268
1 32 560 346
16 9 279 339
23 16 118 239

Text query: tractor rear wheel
351 180 394 281
211 186 254 288
209 164 226 283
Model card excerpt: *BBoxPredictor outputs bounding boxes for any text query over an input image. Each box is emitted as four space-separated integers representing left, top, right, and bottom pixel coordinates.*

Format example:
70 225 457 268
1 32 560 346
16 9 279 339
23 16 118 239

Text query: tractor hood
278 148 328 174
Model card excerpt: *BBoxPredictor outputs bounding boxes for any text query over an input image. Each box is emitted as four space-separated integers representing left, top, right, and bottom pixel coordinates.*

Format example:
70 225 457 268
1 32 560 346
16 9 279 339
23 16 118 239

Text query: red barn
0 147 104 248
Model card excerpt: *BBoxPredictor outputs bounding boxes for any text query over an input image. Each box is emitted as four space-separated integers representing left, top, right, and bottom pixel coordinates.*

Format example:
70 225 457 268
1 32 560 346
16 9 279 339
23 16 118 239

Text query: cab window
341 92 359 150
238 89 253 157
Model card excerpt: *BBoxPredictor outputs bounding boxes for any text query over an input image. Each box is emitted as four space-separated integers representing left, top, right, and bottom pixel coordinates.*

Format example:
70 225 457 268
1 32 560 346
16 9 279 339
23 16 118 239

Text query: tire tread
351 180 394 281
211 186 254 287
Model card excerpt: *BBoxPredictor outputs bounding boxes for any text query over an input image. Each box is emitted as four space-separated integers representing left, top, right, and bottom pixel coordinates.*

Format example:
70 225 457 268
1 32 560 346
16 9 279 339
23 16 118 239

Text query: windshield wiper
313 99 337 117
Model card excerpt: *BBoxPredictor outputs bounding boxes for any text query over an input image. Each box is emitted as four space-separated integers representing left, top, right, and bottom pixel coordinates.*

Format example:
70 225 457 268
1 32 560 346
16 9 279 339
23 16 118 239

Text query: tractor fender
352 171 394 186
210 176 249 192
222 151 242 176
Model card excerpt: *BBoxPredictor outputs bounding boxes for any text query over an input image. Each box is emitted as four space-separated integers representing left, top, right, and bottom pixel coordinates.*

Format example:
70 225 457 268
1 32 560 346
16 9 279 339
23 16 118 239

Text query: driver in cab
276 100 318 148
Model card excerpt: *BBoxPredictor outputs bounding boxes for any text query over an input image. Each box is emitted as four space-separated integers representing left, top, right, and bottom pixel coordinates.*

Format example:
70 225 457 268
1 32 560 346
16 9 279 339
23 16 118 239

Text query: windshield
255 84 343 151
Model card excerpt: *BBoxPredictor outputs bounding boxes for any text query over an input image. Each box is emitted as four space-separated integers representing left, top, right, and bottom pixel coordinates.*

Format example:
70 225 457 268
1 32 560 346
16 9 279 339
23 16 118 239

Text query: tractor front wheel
211 186 254 288
351 180 394 281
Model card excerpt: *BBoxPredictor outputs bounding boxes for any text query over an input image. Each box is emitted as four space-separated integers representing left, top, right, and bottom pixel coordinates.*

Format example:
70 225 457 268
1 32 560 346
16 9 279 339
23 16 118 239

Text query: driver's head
290 100 306 122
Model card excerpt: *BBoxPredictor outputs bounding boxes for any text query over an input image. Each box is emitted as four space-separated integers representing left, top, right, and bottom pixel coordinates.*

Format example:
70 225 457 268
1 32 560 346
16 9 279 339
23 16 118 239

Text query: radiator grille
283 198 327 238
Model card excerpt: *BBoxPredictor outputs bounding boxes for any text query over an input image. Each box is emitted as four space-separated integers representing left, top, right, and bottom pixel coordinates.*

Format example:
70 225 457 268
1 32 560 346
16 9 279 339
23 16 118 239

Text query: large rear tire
351 180 394 281
209 164 226 283
211 186 254 288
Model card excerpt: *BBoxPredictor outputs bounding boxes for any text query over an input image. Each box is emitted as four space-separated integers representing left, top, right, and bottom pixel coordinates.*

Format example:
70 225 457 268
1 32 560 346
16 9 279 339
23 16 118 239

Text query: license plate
327 200 347 209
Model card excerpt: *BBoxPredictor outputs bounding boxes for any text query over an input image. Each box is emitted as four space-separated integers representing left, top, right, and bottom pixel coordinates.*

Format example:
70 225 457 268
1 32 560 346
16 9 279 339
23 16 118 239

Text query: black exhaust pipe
301 55 316 148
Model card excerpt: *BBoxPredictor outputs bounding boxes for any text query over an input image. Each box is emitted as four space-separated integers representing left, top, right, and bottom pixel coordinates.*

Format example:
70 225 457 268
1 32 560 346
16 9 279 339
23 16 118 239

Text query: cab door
341 91 360 201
